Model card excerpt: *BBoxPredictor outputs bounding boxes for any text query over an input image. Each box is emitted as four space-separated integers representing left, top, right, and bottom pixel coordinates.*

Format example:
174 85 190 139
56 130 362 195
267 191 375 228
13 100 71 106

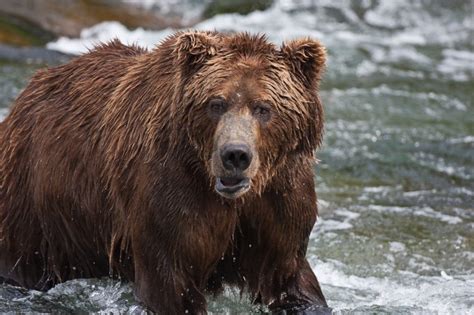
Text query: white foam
443 49 474 60
47 22 174 55
364 0 415 29
317 219 353 231
194 7 324 43
368 205 463 224
413 207 463 225
122 0 160 9
334 209 360 220
364 0 469 47
390 32 427 46
310 259 474 313
389 241 406 252
447 136 474 144
369 205 408 214
46 4 329 55
440 270 454 281
450 187 474 197
62 0 413 57
413 152 472 180
330 85 467 111
317 199 330 210
402 189 437 197
363 186 397 193
437 49 474 81
312 209 361 237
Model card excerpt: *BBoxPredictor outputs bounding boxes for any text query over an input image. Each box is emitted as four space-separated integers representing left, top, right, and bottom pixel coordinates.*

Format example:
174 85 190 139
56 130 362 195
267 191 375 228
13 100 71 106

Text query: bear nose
221 144 252 171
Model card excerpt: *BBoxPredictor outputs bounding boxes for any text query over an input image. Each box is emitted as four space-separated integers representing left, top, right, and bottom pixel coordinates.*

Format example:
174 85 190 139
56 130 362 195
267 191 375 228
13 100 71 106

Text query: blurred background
0 0 472 313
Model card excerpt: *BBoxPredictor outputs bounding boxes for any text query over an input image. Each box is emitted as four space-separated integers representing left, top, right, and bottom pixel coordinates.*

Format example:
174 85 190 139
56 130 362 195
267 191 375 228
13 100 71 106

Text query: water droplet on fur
248 244 252 248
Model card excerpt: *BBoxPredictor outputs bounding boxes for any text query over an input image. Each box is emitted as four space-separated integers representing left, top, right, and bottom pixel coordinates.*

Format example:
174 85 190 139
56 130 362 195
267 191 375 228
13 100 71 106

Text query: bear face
174 32 326 199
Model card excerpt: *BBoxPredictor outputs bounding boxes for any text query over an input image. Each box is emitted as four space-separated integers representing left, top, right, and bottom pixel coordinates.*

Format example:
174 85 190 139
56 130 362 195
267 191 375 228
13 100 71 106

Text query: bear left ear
174 31 219 71
280 38 327 87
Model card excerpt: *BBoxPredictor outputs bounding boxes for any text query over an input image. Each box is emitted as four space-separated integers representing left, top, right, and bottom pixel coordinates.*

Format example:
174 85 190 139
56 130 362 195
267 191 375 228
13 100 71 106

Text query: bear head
172 31 326 199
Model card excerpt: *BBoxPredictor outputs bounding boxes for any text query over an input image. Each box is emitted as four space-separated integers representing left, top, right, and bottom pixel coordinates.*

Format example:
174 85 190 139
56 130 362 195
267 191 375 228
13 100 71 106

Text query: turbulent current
0 0 473 313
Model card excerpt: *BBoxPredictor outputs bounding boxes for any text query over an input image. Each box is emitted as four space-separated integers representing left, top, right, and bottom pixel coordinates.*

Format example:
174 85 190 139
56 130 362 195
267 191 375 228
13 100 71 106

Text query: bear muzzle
211 112 259 199
214 145 250 198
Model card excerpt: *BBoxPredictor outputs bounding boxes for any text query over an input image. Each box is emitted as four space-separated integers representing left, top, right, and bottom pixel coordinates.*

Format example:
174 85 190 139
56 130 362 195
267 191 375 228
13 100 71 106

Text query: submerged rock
0 0 186 40
0 44 72 64
0 12 55 47
203 0 273 18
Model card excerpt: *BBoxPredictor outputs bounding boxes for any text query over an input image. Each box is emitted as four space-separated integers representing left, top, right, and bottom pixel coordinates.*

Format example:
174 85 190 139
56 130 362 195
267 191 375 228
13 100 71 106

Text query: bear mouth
215 177 250 198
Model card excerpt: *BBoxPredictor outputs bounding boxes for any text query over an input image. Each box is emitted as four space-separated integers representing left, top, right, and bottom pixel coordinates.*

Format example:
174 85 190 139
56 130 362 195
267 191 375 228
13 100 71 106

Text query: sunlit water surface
1 0 473 313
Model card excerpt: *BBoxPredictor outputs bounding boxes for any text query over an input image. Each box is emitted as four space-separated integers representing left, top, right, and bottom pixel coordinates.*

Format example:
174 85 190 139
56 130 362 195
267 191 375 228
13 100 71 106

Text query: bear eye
208 98 228 116
252 102 271 122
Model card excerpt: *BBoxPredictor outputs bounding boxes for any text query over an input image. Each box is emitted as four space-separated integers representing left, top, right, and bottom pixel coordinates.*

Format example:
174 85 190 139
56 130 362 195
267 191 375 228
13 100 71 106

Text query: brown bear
0 31 329 314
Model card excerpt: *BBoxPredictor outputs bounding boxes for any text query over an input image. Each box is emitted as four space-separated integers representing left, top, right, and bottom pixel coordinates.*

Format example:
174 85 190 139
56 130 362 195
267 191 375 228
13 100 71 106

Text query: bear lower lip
220 177 242 186
216 177 249 195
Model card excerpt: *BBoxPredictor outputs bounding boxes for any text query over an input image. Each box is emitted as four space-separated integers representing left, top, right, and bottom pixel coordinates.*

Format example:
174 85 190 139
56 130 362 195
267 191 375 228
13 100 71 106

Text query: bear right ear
280 38 326 88
174 31 219 72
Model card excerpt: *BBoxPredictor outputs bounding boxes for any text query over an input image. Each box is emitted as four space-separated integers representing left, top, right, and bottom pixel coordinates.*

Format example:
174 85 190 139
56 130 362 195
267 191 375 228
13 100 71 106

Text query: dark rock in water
271 304 333 315
0 44 72 64
0 12 56 46
0 0 186 39
0 0 275 48
203 0 273 18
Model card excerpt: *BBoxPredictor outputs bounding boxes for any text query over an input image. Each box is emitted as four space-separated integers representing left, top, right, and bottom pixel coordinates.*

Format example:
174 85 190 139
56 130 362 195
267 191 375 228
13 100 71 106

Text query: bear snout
220 143 253 172
211 112 260 199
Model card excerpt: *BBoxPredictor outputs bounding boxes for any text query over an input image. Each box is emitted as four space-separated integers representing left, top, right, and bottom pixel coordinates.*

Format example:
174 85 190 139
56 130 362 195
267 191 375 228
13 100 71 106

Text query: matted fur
0 31 328 314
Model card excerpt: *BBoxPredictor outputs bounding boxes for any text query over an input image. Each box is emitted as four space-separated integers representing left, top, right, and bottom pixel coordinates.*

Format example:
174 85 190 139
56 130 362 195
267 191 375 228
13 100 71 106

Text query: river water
1 0 473 313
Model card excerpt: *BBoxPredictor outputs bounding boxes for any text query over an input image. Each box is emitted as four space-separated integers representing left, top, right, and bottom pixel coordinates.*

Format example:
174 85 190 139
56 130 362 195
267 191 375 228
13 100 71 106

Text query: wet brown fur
0 31 327 313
